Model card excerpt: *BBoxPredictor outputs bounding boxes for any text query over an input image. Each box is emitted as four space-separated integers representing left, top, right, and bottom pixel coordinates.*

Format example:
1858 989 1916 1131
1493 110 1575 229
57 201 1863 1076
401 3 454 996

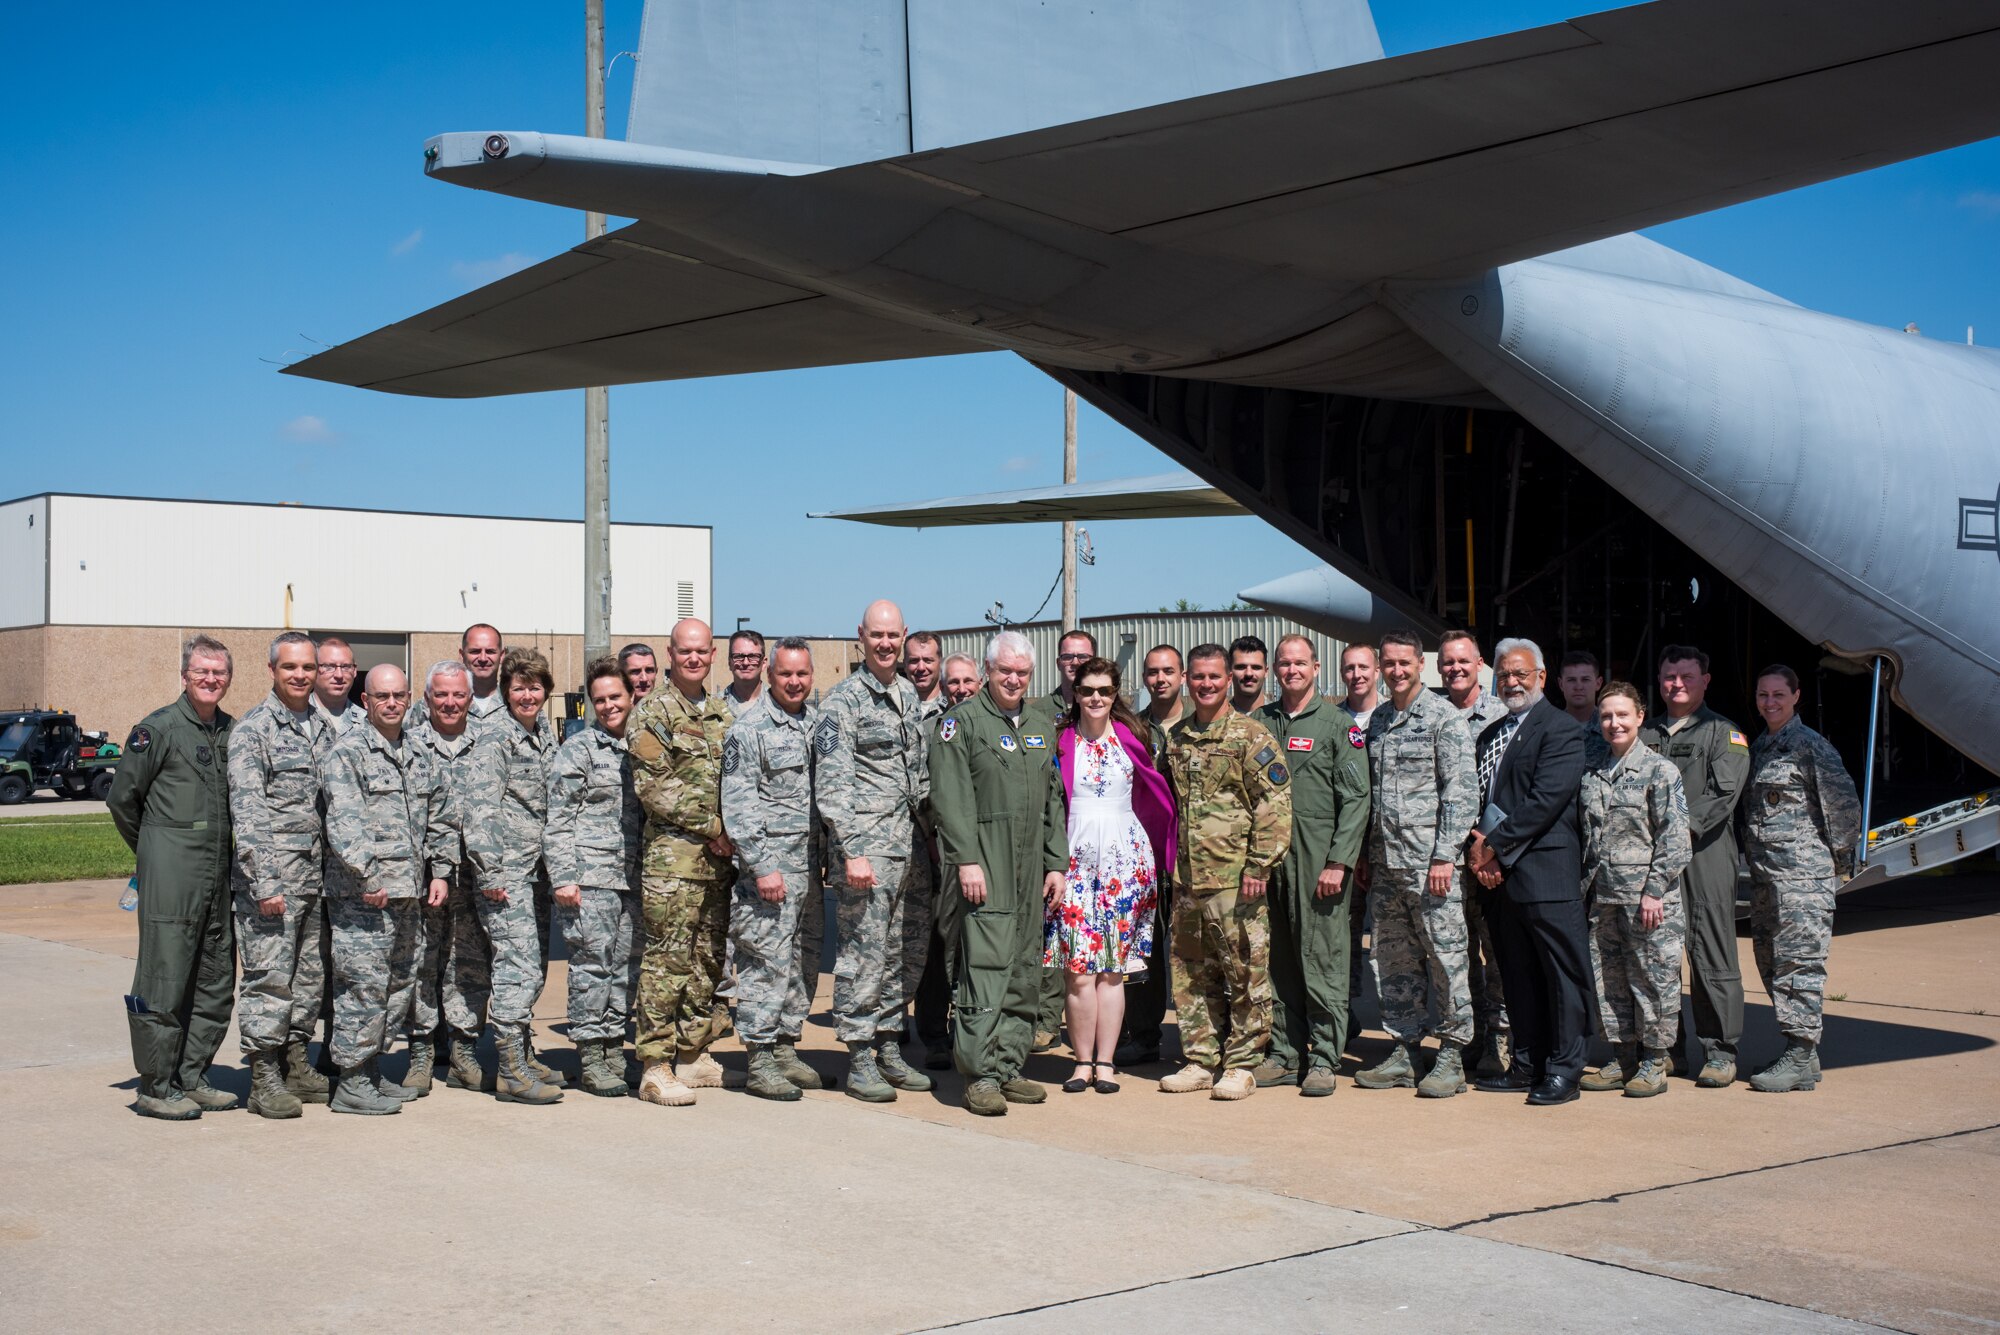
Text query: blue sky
5 3 1997 636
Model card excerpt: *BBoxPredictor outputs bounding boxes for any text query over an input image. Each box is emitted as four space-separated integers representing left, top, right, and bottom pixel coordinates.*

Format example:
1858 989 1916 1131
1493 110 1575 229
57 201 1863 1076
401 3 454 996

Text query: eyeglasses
1057 652 1091 663
1494 668 1537 682
318 663 356 674
186 670 229 681
1076 685 1115 699
728 654 764 665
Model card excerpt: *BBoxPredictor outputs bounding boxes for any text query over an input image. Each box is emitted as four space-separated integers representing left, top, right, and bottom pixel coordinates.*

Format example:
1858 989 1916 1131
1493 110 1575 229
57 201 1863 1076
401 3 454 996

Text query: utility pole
1060 388 1078 631
582 0 612 682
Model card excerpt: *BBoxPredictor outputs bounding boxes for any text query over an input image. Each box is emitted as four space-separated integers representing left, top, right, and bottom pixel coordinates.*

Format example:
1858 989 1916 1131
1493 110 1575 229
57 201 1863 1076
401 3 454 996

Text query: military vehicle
0 711 120 804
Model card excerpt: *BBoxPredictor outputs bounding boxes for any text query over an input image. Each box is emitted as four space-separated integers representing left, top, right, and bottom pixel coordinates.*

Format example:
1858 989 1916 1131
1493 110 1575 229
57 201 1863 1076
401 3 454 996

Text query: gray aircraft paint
288 0 2000 772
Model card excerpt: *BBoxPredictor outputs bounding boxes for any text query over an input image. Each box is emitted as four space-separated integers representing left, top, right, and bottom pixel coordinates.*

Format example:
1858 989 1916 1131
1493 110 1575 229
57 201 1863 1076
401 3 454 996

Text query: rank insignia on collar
1287 736 1314 752
999 735 1017 752
1023 735 1046 749
938 719 957 742
1348 726 1366 748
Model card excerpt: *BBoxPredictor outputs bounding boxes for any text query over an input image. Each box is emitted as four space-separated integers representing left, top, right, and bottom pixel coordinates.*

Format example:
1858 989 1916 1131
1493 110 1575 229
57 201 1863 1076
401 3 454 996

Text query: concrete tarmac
2 871 1995 1334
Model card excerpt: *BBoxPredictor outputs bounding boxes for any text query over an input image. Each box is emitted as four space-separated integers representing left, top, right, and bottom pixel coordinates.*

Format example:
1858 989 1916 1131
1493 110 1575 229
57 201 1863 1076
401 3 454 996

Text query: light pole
582 0 612 684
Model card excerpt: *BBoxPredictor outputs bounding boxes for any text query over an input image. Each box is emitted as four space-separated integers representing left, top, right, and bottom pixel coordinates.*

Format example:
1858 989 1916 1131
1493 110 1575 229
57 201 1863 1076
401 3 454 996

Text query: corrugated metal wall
928 612 1351 704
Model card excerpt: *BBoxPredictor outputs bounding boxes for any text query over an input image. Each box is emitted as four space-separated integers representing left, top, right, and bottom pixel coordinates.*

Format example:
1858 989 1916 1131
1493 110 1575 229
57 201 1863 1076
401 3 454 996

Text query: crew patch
1267 762 1290 785
1287 736 1313 752
1348 725 1366 748
938 718 957 743
127 725 151 753
812 715 841 756
1023 734 1047 749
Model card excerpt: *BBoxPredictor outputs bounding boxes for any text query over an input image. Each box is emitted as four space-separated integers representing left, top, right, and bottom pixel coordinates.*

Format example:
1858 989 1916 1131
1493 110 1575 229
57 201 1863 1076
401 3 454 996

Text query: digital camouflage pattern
315 697 369 737
472 712 561 1028
1580 742 1693 1048
1450 691 1511 1042
720 693 822 1045
561 887 639 1042
1370 869 1473 1046
545 724 645 893
403 720 497 1043
1365 688 1477 872
227 692 331 1056
1166 707 1293 1069
1743 716 1861 1042
816 670 928 1040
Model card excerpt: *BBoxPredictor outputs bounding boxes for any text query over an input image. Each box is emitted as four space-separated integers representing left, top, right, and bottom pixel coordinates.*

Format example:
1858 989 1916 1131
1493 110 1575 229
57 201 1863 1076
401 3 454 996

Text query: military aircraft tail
624 0 1382 167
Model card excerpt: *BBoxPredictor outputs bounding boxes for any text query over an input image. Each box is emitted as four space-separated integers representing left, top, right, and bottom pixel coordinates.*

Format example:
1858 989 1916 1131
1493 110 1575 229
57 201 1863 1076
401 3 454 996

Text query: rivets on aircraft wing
1461 296 1480 316
483 134 510 160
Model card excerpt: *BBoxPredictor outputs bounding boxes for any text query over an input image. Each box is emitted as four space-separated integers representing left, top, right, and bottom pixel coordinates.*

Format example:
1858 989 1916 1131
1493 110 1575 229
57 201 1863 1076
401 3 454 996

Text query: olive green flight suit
928 688 1069 1082
1257 697 1372 1074
1639 705 1751 1061
1027 689 1070 1038
107 694 236 1099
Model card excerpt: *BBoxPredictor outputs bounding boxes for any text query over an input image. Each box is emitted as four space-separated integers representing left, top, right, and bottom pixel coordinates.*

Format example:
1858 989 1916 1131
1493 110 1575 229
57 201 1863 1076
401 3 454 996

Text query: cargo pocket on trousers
960 909 1017 972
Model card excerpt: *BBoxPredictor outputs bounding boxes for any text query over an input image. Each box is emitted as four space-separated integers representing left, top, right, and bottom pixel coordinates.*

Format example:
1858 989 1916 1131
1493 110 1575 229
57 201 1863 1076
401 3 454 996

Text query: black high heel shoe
1092 1063 1120 1094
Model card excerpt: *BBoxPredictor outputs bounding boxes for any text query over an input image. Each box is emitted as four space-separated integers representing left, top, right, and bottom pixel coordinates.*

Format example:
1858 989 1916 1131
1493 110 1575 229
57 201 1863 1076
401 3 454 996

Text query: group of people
107 612 1862 1121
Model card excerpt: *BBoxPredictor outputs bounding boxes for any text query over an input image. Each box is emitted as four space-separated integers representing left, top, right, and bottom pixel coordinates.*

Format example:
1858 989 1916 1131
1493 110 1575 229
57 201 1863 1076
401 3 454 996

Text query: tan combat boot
1623 1048 1669 1098
637 1060 695 1107
1158 1063 1215 1094
494 1028 562 1105
680 1051 744 1089
1581 1043 1638 1093
1211 1068 1256 1100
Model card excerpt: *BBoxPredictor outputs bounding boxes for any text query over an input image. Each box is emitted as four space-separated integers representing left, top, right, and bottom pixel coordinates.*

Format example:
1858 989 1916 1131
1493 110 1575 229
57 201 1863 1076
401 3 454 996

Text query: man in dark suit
1466 639 1591 1105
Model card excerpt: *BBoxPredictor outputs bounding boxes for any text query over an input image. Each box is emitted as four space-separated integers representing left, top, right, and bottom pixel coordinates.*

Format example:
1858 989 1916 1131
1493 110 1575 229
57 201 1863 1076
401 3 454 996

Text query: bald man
816 600 934 1100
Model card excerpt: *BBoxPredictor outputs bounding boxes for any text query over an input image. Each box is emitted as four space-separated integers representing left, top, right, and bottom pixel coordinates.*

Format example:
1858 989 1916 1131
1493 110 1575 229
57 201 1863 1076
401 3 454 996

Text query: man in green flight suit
108 633 240 1120
1252 635 1372 1097
928 630 1069 1117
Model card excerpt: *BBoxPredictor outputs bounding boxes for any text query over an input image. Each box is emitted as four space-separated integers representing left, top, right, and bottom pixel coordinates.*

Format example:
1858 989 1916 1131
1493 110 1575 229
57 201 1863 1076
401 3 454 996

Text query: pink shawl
1057 718 1177 878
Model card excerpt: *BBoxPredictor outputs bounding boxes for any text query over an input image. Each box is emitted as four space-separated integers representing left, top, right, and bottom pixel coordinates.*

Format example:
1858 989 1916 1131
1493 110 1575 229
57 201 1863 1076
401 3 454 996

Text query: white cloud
1957 191 2000 218
1000 455 1035 474
281 414 336 444
451 252 535 285
390 227 424 257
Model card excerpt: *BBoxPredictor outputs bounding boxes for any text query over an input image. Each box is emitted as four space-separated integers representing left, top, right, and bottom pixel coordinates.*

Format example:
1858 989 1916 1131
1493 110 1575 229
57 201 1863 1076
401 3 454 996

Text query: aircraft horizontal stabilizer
809 473 1245 526
282 223 988 396
904 0 2000 282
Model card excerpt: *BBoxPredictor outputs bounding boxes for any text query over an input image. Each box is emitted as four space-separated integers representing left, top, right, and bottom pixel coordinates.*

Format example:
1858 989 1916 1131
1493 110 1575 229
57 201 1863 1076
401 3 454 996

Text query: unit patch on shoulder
938 718 957 743
1728 730 1750 749
812 715 841 756
1348 725 1366 748
128 725 152 753
1286 736 1314 752
999 735 1017 752
1253 745 1276 767
1267 763 1290 785
1023 735 1046 749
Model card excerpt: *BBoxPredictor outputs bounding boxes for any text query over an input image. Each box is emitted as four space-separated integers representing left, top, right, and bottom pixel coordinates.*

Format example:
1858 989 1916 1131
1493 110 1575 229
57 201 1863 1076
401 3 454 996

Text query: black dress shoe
1527 1074 1580 1105
1475 1067 1535 1093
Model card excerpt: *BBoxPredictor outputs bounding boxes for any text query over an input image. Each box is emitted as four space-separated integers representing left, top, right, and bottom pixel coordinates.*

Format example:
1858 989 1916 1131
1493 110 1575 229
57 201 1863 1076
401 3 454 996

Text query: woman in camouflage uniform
545 659 647 1098
1740 664 1862 1093
1577 682 1692 1098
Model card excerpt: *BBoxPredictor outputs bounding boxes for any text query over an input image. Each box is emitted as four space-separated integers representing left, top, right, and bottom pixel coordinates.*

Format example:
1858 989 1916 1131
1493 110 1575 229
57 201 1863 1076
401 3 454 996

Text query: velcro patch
1728 730 1750 749
938 718 957 743
1000 735 1017 752
1267 763 1290 785
1287 736 1314 752
1253 745 1276 767
127 725 151 753
195 745 213 765
1023 734 1046 749
1348 725 1366 748
812 715 841 756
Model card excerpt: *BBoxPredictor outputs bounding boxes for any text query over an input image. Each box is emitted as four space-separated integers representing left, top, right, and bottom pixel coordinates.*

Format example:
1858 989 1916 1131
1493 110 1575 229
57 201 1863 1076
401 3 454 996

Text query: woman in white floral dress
1049 658 1175 1093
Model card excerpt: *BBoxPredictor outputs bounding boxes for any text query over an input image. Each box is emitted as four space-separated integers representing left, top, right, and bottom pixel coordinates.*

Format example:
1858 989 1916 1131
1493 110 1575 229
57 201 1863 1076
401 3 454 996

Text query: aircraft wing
902 0 2000 280
809 473 1246 526
283 224 989 396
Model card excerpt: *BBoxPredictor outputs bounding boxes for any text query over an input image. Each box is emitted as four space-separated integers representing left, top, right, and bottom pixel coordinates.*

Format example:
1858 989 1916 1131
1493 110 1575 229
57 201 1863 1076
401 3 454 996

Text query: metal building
0 493 711 738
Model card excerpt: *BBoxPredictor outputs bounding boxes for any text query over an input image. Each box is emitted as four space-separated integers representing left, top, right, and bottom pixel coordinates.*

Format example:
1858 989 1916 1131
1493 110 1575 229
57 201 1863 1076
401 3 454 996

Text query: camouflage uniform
403 686 504 735
1256 697 1371 1075
1445 687 1512 1045
1165 708 1294 1071
629 684 734 1065
473 713 561 1031
402 720 497 1047
816 669 928 1043
1741 717 1861 1043
1579 743 1693 1049
720 692 823 1045
227 692 332 1057
315 697 369 736
723 685 762 720
1366 690 1478 1047
322 724 460 1069
545 723 645 1042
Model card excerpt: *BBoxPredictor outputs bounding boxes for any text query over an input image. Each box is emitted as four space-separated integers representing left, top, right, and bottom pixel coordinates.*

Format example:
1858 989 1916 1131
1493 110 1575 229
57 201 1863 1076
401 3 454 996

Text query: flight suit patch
1287 737 1314 752
1023 735 1046 749
999 735 1017 752
1348 726 1366 748
938 719 957 742
195 745 214 765
128 726 151 753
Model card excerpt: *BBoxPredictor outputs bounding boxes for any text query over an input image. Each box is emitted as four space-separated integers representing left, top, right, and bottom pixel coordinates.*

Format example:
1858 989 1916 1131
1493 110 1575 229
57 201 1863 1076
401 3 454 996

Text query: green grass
0 813 135 885
0 810 120 826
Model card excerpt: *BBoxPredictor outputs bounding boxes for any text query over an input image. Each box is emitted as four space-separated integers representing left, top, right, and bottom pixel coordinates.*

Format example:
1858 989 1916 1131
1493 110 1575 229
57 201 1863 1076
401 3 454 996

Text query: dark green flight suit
928 687 1068 1082
1257 696 1372 1074
1027 689 1070 1039
1639 705 1751 1062
108 694 236 1099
